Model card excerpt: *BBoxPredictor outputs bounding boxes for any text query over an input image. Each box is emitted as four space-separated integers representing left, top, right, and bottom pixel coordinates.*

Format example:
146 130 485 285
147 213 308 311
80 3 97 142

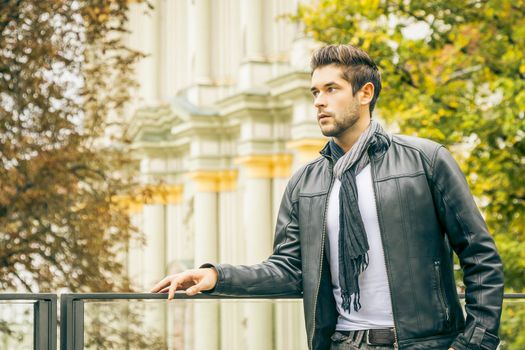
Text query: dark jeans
330 330 394 350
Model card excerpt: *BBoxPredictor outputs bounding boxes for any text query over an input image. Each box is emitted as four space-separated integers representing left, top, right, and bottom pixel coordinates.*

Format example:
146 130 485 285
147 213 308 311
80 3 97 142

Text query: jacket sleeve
201 174 303 296
430 146 504 350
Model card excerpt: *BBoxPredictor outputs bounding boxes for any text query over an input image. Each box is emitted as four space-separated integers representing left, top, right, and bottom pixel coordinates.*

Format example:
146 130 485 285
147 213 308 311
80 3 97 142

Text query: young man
152 45 504 350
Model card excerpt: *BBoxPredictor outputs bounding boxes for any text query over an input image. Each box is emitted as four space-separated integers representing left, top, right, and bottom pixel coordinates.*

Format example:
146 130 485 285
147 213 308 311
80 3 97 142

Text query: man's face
310 64 360 138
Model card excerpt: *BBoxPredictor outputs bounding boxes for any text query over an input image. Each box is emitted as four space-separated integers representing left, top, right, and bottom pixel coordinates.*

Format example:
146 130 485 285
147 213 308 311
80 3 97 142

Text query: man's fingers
152 269 216 297
186 271 213 296
185 280 204 296
168 278 180 300
150 275 171 293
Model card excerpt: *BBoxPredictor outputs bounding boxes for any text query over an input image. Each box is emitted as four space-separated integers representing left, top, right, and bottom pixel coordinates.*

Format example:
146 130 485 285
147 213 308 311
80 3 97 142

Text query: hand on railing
150 268 219 300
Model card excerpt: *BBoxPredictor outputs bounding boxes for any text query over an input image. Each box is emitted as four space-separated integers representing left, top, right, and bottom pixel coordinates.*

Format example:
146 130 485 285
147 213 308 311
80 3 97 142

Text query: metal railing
1 292 524 350
0 293 57 350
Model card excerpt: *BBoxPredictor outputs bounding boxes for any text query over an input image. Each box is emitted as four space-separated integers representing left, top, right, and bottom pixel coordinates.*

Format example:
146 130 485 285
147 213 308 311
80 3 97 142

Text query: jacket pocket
433 260 451 329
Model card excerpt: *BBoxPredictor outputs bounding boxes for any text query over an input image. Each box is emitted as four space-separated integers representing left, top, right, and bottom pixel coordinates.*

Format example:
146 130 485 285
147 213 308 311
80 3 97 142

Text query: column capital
112 195 144 214
187 170 238 192
146 184 184 205
287 138 327 164
235 154 293 179
112 184 184 214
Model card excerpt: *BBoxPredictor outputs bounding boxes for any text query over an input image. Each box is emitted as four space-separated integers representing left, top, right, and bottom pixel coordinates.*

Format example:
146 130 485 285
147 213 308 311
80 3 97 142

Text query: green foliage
293 0 524 289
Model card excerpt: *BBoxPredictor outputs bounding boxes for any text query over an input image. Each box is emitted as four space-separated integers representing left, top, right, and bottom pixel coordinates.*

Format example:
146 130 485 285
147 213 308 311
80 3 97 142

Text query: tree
0 0 147 293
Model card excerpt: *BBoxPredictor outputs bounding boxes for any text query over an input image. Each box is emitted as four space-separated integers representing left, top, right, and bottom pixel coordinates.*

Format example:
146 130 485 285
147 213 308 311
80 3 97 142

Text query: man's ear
358 82 375 106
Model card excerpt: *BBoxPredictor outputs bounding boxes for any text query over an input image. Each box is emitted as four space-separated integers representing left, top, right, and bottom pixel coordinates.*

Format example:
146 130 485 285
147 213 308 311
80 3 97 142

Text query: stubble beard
320 102 360 138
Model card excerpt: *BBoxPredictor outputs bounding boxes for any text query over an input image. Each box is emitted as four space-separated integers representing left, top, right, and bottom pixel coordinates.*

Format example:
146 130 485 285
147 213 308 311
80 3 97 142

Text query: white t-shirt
327 164 394 330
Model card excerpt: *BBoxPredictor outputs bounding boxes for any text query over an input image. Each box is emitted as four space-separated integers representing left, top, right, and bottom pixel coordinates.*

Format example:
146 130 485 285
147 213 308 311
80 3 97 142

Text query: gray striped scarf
330 120 390 313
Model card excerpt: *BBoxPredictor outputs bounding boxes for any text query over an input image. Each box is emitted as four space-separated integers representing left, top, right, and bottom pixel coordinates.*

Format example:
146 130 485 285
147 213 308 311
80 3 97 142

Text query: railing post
33 295 57 350
60 294 84 350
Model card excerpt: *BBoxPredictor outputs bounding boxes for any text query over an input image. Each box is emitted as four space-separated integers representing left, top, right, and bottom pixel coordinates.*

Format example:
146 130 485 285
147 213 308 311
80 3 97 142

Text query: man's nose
314 94 326 109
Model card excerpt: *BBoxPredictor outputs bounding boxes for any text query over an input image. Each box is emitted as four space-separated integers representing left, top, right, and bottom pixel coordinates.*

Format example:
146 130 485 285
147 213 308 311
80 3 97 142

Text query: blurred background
0 0 523 349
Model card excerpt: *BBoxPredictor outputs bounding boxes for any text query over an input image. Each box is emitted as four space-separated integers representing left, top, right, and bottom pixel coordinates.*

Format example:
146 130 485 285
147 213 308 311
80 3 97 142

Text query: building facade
125 1 326 349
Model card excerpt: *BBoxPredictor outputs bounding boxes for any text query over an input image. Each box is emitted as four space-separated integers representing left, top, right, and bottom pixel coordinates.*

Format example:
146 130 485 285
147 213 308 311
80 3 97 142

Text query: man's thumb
186 280 205 296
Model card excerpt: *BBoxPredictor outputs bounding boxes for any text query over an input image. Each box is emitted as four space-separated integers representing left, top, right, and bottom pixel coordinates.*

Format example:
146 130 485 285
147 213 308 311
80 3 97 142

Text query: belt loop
354 330 365 346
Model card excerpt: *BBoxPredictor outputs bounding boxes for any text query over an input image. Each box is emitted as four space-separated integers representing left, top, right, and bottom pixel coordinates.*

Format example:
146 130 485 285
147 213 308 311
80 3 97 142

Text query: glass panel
0 301 34 350
83 298 307 350
82 296 525 350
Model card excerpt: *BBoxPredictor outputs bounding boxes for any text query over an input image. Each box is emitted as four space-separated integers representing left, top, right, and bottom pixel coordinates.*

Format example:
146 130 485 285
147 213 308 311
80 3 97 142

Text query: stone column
216 171 245 350
188 172 220 350
286 94 327 171
193 0 212 84
187 0 218 105
238 0 272 89
142 203 166 287
142 197 167 342
235 154 292 350
287 138 327 168
241 0 264 61
162 185 187 350
129 0 161 104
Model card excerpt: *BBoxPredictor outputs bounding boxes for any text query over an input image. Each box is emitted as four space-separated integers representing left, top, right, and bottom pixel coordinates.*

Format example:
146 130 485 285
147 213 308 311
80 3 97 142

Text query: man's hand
150 268 219 300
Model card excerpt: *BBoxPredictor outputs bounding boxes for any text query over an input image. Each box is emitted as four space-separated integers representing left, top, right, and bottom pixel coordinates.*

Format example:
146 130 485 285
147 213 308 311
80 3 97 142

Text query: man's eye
312 91 319 97
327 87 336 92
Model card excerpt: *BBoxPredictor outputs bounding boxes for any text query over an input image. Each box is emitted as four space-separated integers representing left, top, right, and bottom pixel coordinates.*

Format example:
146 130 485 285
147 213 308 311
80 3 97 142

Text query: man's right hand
150 268 219 300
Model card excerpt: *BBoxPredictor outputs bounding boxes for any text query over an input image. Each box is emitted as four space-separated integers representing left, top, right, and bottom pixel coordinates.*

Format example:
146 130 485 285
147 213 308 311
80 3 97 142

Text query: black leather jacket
210 134 504 350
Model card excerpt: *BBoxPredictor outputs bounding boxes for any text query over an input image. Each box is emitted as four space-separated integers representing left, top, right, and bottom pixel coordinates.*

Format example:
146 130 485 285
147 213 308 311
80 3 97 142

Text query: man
152 45 504 350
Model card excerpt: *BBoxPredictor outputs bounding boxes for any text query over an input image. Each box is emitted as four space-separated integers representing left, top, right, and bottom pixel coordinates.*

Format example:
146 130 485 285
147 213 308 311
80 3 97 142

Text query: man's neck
333 117 371 153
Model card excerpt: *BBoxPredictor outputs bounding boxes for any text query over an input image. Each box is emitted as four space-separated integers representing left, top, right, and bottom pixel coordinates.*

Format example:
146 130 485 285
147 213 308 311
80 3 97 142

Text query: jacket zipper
434 260 450 325
309 162 334 350
370 157 399 349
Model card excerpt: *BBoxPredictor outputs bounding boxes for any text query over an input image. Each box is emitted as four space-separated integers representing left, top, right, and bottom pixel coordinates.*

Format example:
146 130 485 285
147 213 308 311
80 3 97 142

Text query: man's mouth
318 113 331 121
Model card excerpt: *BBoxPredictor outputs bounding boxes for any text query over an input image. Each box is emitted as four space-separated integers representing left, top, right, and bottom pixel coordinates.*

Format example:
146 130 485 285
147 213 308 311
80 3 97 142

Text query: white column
271 161 308 350
244 177 273 350
193 0 212 84
142 203 167 340
218 173 245 350
194 191 218 263
143 204 166 288
159 0 177 100
238 0 273 89
164 185 189 350
191 174 219 350
241 0 264 61
244 177 273 263
236 157 279 350
131 0 161 104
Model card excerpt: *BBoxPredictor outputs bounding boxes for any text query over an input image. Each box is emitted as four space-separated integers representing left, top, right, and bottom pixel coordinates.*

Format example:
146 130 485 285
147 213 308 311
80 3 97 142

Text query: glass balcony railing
0 294 57 350
0 293 523 350
60 292 304 350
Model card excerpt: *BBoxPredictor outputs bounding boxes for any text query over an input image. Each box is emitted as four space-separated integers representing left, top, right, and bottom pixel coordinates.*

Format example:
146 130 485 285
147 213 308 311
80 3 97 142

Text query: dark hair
310 44 382 113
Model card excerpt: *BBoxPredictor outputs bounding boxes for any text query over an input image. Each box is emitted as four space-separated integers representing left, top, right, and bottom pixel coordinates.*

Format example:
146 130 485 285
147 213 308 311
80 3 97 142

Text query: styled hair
310 44 382 113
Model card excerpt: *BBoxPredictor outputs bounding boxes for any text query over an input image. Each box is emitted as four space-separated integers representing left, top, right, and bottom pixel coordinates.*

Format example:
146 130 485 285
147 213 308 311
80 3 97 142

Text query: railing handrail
0 293 57 301
60 292 303 301
2 292 524 300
